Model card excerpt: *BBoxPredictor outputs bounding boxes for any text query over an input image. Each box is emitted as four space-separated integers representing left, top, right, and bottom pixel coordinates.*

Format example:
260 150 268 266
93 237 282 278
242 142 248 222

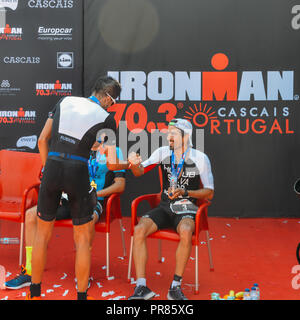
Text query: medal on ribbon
88 156 98 190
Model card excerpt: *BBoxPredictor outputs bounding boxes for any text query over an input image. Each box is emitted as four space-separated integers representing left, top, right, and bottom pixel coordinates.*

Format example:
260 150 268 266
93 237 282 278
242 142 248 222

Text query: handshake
128 152 143 167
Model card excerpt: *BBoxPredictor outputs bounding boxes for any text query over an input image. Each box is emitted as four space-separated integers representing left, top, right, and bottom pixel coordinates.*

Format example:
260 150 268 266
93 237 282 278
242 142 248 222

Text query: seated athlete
5 136 125 290
127 118 214 300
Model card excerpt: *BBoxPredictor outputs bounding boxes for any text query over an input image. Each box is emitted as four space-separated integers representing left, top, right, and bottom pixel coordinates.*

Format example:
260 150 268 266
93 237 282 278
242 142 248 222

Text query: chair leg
119 219 127 257
19 222 24 266
106 232 109 278
127 236 134 282
158 239 162 262
206 231 214 271
195 244 199 294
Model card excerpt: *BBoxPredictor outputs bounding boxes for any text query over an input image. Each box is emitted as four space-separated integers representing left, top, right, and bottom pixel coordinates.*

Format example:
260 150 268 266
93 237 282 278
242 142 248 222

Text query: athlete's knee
178 223 193 244
133 221 150 242
26 206 37 224
73 226 91 248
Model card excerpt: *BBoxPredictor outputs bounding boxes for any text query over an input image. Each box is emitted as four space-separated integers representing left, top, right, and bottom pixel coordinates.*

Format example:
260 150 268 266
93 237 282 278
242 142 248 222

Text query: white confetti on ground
53 284 61 288
226 224 231 227
117 256 124 260
1 296 8 300
109 296 126 300
190 257 195 260
102 266 107 270
107 276 115 281
62 290 69 297
5 272 11 278
102 290 115 297
155 272 161 276
96 282 103 288
46 289 54 293
60 273 67 280
21 292 26 297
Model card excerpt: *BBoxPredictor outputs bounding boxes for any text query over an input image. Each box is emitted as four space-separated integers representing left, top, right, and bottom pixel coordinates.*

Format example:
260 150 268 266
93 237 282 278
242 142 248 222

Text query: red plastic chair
0 150 42 266
54 192 126 279
127 166 214 294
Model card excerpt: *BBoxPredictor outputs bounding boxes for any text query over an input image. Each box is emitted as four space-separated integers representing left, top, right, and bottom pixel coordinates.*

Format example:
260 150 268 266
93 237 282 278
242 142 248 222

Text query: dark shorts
142 202 196 231
55 197 104 221
37 157 97 226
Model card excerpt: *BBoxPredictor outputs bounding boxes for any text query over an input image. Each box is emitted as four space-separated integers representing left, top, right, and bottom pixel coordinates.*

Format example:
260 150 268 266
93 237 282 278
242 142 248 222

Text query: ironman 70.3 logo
108 53 296 135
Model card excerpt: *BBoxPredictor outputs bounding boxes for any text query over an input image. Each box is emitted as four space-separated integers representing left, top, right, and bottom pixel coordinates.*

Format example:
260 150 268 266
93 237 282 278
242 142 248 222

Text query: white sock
136 278 146 287
171 280 181 288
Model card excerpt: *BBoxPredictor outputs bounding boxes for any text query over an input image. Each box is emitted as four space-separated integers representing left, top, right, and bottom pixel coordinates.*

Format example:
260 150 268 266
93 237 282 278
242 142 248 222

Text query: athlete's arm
129 147 168 177
105 145 130 171
102 114 130 171
38 118 53 166
128 152 144 177
97 177 125 198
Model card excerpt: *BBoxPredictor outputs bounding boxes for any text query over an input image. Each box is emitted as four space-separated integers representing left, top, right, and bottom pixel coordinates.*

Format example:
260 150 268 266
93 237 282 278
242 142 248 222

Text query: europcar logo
108 53 296 135
35 80 72 96
37 26 73 41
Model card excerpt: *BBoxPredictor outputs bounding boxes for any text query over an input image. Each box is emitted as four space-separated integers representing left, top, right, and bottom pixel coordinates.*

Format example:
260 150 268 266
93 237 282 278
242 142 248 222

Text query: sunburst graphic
184 103 218 128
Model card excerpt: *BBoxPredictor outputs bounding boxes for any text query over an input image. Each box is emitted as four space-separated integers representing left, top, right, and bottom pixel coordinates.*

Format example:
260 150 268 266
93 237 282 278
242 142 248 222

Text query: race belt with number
170 199 198 215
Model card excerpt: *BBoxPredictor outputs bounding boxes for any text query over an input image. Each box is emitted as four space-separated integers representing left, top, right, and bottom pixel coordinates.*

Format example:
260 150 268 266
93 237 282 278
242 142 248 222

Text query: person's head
91 76 121 108
97 133 107 145
167 118 193 151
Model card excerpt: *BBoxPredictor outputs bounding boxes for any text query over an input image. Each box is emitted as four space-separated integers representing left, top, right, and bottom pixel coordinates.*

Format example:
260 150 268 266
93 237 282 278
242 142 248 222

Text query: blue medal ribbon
88 95 101 106
169 148 189 195
171 148 189 180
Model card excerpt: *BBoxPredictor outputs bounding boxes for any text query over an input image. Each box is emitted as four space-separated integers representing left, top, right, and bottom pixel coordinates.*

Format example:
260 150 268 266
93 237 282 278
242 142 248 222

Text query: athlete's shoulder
157 145 171 153
189 148 207 158
189 148 211 166
152 146 171 159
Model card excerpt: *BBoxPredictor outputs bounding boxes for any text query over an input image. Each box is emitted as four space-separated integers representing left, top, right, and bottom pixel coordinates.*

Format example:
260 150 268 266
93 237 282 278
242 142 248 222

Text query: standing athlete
128 118 214 300
27 76 125 300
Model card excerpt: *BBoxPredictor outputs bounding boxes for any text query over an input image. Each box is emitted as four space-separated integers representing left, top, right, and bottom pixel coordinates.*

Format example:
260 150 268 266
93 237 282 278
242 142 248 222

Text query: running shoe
167 285 188 300
128 285 156 300
5 265 31 290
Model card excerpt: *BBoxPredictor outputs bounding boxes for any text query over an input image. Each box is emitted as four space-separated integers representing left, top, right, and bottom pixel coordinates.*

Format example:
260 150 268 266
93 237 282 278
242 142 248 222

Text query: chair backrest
0 150 42 201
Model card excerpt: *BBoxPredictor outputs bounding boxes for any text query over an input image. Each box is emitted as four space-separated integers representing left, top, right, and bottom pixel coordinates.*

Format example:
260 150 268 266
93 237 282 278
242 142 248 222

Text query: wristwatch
183 189 189 197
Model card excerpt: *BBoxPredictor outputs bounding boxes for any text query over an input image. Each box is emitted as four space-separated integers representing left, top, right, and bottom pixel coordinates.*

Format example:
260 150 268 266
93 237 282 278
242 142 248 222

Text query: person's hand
128 152 142 167
39 167 44 181
168 188 185 200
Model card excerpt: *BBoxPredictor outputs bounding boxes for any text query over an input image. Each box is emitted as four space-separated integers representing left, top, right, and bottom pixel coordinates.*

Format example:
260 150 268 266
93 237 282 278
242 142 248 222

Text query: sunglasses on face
106 92 116 105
